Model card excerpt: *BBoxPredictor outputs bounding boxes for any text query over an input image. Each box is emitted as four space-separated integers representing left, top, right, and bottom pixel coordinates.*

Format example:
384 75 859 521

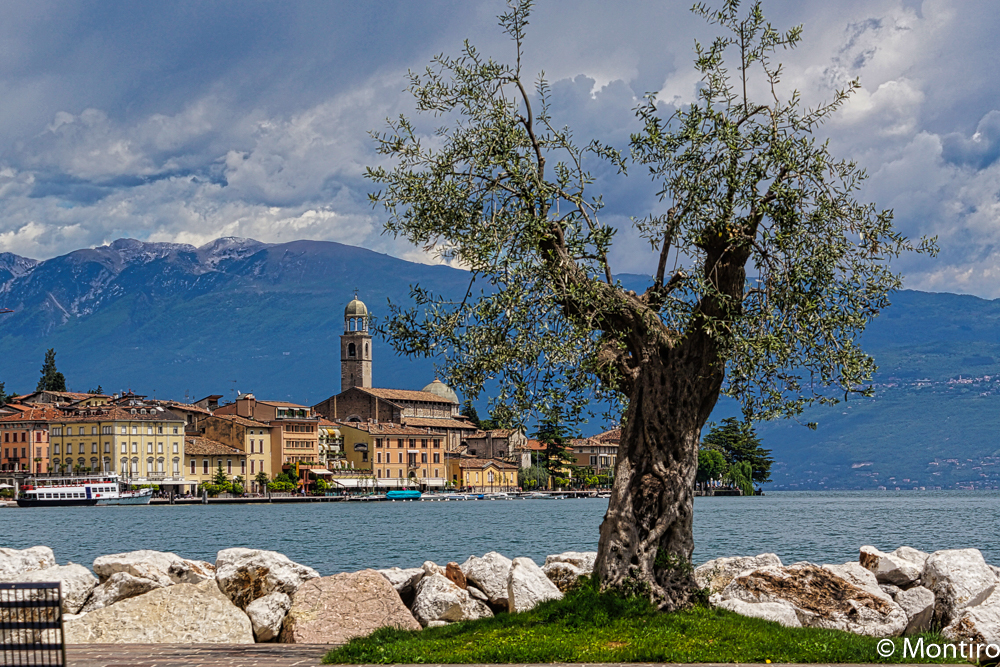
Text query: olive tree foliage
366 0 933 605
368 0 932 430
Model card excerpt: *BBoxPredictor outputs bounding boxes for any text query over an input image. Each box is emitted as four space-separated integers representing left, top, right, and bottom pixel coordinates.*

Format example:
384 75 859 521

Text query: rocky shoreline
3 542 1000 647
0 545 582 645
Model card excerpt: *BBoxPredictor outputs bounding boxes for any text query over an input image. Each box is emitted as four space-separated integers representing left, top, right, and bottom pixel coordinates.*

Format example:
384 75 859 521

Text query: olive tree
367 0 934 609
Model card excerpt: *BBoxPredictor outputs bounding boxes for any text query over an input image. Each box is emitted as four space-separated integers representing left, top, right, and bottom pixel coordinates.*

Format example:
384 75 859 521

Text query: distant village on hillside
0 297 620 495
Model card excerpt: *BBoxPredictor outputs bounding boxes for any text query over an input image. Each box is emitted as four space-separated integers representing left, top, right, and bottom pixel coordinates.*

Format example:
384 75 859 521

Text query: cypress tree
36 348 67 392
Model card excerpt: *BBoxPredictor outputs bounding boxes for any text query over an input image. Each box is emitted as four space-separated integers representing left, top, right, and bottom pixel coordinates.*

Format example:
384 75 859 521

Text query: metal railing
0 581 65 666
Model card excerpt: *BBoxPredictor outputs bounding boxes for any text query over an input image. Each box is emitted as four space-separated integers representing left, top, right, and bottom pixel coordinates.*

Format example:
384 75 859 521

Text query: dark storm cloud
0 0 998 296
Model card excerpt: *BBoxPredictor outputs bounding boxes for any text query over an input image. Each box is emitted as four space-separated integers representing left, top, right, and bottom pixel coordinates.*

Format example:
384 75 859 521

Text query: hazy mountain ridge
3 237 1000 489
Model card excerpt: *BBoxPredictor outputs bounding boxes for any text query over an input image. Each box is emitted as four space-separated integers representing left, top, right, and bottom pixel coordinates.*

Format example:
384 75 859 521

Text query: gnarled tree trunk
594 335 725 610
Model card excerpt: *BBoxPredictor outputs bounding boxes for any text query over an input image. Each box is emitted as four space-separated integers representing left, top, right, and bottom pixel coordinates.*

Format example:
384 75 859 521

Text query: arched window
348 342 356 357
365 343 369 357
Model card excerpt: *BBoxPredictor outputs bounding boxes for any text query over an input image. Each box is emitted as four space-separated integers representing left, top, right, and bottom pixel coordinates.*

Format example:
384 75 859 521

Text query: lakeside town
0 297 621 498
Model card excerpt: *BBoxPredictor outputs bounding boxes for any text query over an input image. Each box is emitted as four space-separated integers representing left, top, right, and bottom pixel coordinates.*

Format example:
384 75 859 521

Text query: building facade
214 395 320 473
183 436 247 495
339 421 449 488
46 405 187 491
195 414 275 492
0 407 61 472
341 297 373 392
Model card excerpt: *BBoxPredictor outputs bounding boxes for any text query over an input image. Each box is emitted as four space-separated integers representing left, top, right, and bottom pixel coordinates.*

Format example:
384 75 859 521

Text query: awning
308 469 334 476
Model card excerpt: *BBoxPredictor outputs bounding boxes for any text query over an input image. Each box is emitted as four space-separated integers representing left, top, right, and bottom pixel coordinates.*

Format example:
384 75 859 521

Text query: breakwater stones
0 545 592 644
699 543 1000 646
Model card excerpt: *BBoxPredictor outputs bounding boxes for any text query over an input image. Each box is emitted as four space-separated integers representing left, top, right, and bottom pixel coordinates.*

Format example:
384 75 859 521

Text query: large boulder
507 557 563 613
215 548 319 610
377 567 424 606
944 602 1000 648
717 598 801 628
411 573 493 627
922 549 996 625
246 591 291 642
93 550 215 587
8 563 97 614
0 546 56 580
544 551 597 573
81 572 165 613
896 586 935 635
859 546 923 587
461 552 513 609
823 562 893 602
445 562 467 589
718 563 907 637
694 553 782 594
281 570 420 644
64 580 253 644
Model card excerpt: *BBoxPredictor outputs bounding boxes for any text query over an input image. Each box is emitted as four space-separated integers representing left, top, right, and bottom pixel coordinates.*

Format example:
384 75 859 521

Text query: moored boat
16 473 151 507
386 489 422 500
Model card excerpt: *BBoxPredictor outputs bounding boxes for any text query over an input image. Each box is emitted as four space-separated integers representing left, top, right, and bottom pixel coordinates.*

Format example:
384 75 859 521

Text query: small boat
16 473 151 507
386 489 422 500
526 492 555 500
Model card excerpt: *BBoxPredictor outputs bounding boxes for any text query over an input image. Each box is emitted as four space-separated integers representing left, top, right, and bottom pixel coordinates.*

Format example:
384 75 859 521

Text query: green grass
323 581 962 664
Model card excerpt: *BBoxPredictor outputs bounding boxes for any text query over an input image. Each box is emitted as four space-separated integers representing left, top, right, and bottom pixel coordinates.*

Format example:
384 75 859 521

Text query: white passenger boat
16 474 152 507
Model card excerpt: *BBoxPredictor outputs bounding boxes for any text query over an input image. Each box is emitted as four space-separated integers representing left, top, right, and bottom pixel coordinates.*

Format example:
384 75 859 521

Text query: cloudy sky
0 0 996 296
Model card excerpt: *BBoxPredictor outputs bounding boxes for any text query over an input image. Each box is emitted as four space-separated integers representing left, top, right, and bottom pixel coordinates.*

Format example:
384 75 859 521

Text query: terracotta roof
0 407 65 422
49 406 186 423
317 418 339 427
402 417 477 430
184 436 245 456
208 413 268 428
336 421 439 437
354 387 458 405
22 390 102 401
595 428 621 444
521 439 546 451
158 401 213 415
469 428 515 438
458 457 519 471
1 403 33 414
258 400 310 409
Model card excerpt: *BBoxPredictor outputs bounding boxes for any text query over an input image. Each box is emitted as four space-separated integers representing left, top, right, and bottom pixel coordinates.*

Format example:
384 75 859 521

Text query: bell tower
341 296 372 392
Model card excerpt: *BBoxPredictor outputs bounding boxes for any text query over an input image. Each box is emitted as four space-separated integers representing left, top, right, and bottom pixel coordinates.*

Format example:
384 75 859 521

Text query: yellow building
183 436 247 495
339 421 448 489
196 414 275 493
456 457 519 492
215 395 320 473
46 405 187 492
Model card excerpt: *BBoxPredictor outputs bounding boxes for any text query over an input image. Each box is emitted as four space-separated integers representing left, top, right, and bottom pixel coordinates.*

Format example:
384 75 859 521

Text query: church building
311 297 477 451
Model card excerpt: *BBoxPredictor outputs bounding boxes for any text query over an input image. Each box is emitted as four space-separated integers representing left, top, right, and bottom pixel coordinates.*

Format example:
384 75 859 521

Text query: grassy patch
323 581 962 664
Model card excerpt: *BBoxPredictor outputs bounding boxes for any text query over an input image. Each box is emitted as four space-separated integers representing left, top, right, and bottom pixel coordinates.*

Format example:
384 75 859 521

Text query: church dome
422 378 459 404
345 298 368 318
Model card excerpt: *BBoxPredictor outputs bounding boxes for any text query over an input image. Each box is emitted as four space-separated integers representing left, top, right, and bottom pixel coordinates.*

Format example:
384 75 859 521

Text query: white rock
410 573 493 627
896 586 935 635
246 591 291 642
93 550 215 587
542 562 586 593
214 548 319 610
859 546 922 587
823 562 893 602
507 557 563 613
8 563 97 614
64 580 253 644
377 567 424 595
461 552 513 607
893 546 930 566
944 602 1000 648
421 560 445 577
467 585 488 602
426 620 449 628
717 598 801 628
719 563 907 637
880 584 902 599
922 549 996 625
81 572 165 613
694 553 782 594
543 551 596 573
0 546 56 580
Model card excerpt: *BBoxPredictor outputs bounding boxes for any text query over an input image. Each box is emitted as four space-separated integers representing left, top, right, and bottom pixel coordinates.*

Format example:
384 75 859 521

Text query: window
173 427 178 434
433 453 440 464
434 468 439 477
147 443 153 454
66 444 73 455
251 460 255 474
241 459 246 474
104 442 110 453
120 443 126 454
227 460 232 474
132 442 138 454
157 442 163 454
421 439 428 448
377 469 382 478
102 426 112 435
398 469 403 478
375 439 382 448
348 343 356 357
203 460 209 474
376 453 381 463
172 442 178 454
52 427 62 436
362 452 368 462
120 426 126 434
433 439 440 448
173 459 179 474
54 444 60 455
91 426 97 435
158 426 163 434
190 460 196 474
590 455 597 466
421 453 427 464
397 453 403 463
92 443 98 454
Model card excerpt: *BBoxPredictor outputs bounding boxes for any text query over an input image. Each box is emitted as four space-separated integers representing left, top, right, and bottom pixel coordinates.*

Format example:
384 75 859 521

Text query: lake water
3 491 999 573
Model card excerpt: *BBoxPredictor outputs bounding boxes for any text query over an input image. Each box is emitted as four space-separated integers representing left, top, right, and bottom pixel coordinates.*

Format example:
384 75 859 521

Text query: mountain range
3 237 1000 490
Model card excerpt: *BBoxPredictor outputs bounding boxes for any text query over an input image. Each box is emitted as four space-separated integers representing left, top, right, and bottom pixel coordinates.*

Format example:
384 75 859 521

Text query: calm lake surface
3 491 999 573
